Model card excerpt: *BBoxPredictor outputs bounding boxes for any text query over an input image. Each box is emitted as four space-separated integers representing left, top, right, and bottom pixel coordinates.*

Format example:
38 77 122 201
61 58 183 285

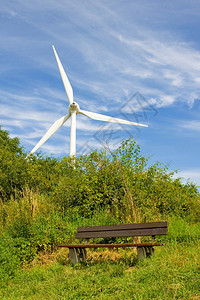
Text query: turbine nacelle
69 102 80 114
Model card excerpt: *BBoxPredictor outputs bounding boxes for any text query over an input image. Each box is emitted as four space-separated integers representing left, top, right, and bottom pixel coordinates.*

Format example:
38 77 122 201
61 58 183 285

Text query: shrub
0 236 20 281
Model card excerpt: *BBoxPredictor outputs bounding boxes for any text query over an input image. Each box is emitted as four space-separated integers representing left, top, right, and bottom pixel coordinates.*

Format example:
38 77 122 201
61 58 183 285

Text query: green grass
0 236 199 300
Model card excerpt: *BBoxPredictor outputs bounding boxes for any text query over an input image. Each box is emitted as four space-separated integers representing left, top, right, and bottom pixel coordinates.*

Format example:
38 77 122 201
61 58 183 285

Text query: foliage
0 126 60 201
0 126 199 222
51 139 200 222
0 126 27 200
0 126 200 279
26 155 59 193
0 236 20 281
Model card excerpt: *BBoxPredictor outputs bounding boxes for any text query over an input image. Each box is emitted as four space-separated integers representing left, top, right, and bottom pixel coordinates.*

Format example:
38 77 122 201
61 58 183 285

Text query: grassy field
1 129 200 299
0 219 200 300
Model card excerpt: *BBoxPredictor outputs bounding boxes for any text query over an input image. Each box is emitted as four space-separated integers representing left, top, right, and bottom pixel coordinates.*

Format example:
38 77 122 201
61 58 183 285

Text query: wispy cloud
179 120 200 131
1 0 200 174
113 34 200 104
2 1 200 110
174 169 200 186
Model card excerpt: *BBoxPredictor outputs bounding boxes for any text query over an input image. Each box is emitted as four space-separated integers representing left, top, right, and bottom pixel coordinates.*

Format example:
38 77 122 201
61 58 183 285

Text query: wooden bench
58 221 168 265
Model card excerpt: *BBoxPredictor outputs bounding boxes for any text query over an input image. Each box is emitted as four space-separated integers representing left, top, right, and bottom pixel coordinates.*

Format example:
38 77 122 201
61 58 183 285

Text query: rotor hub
69 102 80 114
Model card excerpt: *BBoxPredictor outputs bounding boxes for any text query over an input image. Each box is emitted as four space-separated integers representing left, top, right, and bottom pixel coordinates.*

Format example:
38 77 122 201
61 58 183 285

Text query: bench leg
137 246 146 260
69 248 87 265
145 246 154 258
137 246 154 260
78 248 87 261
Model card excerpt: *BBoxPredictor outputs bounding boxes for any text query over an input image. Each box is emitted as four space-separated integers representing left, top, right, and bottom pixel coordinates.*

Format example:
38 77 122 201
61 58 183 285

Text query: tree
0 126 27 200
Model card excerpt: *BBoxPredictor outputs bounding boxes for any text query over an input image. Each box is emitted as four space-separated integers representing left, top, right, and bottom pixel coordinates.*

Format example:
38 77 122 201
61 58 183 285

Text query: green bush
0 126 200 275
52 139 200 222
0 236 20 281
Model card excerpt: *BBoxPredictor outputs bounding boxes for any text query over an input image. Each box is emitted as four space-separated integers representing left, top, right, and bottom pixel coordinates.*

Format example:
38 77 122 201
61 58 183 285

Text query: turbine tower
28 46 148 158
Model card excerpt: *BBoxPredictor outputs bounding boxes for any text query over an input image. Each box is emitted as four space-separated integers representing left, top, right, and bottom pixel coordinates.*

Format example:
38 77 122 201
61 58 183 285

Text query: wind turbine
28 46 148 158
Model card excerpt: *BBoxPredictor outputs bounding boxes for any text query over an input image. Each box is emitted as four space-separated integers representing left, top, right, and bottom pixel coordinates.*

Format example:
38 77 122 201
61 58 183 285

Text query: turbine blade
52 45 73 104
28 113 70 156
79 109 148 127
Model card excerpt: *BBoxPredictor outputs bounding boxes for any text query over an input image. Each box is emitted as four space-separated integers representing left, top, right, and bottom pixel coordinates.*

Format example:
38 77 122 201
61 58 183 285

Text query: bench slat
77 221 168 233
58 242 165 248
76 227 167 239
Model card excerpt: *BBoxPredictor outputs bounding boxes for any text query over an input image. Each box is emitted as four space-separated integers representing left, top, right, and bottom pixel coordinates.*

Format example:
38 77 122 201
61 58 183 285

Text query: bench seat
58 242 165 248
58 221 168 265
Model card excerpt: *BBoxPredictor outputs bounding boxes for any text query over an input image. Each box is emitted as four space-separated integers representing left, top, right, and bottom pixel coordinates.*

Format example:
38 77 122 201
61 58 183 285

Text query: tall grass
0 235 199 299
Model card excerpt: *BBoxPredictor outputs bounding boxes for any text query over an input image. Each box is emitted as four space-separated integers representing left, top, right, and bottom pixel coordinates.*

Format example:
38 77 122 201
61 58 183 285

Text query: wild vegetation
0 126 200 299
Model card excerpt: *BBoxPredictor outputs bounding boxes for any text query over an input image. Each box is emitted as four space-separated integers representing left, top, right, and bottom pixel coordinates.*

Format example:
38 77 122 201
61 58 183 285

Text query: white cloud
111 33 200 107
2 1 200 110
174 169 200 187
157 95 175 107
1 0 200 163
179 120 200 131
162 70 183 87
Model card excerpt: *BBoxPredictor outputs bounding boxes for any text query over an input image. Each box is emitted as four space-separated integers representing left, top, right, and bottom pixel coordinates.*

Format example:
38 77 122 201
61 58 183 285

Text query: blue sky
1 1 200 187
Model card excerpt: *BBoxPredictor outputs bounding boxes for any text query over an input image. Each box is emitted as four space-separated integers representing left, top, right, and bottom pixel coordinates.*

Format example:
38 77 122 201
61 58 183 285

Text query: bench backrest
76 221 168 239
